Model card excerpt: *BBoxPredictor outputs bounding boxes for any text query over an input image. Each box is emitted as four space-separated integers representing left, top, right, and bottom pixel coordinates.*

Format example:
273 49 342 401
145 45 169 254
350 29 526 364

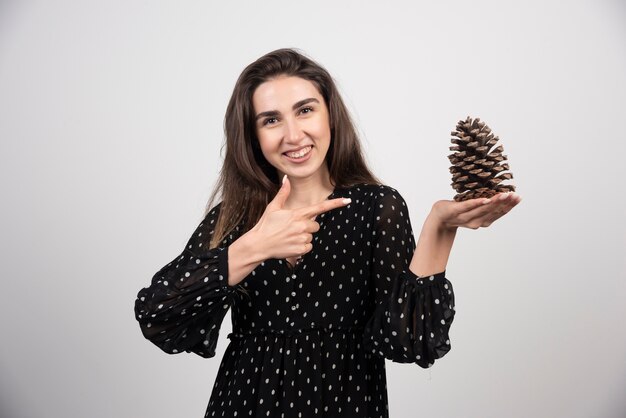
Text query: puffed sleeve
363 188 456 368
134 204 239 358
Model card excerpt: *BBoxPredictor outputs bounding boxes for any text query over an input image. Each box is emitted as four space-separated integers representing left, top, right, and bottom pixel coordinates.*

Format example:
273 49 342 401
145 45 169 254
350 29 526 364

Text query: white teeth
285 146 312 158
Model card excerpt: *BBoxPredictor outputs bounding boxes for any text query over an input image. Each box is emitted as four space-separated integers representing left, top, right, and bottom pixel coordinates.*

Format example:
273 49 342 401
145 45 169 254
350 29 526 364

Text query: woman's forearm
226 231 266 287
409 213 458 277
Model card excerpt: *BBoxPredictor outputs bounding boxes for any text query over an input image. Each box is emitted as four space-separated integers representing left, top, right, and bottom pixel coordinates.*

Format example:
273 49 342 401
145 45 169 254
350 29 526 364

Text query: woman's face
252 76 331 182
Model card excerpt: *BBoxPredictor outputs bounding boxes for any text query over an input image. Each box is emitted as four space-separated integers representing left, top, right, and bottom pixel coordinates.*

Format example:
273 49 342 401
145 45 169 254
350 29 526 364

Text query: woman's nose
284 118 305 143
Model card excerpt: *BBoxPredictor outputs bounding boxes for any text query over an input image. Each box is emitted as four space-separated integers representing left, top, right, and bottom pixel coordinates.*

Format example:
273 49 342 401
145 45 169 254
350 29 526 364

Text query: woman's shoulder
202 201 223 224
339 183 408 204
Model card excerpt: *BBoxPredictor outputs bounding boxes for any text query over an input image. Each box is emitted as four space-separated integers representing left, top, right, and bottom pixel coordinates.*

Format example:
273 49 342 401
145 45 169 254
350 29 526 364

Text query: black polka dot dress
135 184 456 418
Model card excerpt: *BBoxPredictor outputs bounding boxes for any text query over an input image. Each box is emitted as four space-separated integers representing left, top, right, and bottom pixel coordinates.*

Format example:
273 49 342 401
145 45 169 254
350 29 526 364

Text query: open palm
432 192 522 230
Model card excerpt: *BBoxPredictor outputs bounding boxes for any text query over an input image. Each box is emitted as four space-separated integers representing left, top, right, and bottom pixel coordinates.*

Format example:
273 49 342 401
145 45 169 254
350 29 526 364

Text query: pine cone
448 116 516 202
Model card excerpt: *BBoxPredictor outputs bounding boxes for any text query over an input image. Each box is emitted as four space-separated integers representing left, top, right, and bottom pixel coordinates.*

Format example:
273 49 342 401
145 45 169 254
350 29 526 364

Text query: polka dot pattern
135 184 456 417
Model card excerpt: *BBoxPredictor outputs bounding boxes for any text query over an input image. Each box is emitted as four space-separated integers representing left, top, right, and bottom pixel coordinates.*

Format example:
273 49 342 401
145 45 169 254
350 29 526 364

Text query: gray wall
1 1 625 417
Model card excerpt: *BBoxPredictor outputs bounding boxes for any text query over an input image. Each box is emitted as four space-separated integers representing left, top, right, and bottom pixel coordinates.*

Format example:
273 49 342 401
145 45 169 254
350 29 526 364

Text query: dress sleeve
134 204 239 358
363 188 456 368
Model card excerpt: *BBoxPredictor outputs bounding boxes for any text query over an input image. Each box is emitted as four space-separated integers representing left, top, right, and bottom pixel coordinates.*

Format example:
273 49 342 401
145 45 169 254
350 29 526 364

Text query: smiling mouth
283 146 313 159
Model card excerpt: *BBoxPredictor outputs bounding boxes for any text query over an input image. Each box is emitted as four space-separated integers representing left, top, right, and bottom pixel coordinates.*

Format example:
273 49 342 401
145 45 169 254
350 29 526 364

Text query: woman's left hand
430 192 522 230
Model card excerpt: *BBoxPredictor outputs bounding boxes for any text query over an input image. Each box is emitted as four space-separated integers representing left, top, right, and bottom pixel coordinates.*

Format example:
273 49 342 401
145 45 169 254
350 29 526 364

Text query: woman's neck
281 167 334 210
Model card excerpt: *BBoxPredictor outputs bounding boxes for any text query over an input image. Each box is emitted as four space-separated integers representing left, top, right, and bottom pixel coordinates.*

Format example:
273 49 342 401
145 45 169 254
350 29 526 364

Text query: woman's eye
299 107 313 115
263 117 278 126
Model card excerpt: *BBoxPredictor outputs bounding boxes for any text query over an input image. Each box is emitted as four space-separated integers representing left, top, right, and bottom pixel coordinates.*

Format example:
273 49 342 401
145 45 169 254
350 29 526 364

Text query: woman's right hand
248 176 351 260
226 177 351 286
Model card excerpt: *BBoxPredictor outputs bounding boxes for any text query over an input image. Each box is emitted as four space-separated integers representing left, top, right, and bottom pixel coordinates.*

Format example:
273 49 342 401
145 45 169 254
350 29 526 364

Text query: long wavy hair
207 48 379 248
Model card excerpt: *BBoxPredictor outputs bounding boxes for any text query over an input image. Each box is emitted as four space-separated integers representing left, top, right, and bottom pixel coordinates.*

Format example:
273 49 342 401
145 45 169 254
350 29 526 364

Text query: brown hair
207 48 379 248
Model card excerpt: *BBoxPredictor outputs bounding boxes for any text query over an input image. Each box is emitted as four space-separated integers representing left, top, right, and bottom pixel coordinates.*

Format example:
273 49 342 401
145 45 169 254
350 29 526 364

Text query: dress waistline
228 326 365 339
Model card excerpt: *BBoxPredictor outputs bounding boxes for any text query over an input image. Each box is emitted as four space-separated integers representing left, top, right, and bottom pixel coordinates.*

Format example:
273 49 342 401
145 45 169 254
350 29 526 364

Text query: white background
1 1 625 417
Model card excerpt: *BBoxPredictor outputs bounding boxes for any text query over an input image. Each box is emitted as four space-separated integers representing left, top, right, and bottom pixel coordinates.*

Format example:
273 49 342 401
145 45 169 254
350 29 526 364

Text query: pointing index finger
298 197 352 219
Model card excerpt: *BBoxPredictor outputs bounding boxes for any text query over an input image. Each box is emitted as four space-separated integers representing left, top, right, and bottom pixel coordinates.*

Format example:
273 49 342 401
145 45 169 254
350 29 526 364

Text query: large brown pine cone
449 116 516 201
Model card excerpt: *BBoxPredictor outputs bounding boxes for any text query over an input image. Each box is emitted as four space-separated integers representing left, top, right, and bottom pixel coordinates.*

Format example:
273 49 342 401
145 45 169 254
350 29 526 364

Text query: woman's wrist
408 212 457 277
425 211 458 234
238 230 268 260
428 202 459 233
227 231 267 286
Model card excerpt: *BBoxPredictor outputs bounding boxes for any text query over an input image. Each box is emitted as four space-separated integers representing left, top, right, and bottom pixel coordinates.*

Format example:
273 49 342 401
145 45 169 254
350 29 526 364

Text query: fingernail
482 199 491 204
282 174 287 184
500 193 509 200
343 198 352 204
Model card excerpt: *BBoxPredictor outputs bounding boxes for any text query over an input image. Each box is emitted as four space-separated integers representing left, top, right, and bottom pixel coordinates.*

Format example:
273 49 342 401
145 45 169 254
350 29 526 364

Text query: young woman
134 48 520 418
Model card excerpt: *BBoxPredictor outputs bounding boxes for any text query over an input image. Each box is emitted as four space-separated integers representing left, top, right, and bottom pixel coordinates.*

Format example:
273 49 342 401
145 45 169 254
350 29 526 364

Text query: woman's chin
280 164 327 182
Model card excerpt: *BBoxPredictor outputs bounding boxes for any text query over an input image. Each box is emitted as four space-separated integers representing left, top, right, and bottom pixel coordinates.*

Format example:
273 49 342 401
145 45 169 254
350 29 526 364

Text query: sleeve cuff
403 269 447 286
217 246 237 291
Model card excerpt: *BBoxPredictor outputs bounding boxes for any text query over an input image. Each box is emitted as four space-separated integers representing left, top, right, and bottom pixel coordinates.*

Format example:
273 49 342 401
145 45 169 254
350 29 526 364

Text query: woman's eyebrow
292 97 319 109
255 98 320 121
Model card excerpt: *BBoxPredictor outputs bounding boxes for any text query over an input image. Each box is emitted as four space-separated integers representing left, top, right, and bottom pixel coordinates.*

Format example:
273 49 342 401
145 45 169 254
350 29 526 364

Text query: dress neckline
284 186 343 270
